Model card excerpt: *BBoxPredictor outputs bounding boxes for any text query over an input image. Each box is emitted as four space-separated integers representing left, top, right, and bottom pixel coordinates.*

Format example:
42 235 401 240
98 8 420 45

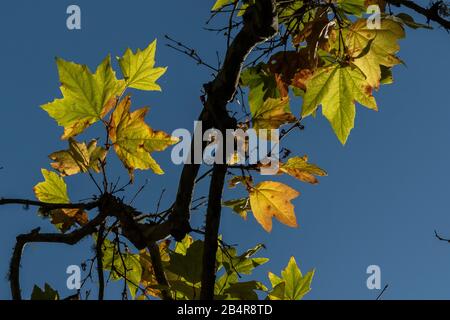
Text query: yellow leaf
109 96 178 181
118 40 167 91
252 97 297 134
346 19 405 88
280 156 327 184
34 169 87 233
34 169 69 204
249 181 300 232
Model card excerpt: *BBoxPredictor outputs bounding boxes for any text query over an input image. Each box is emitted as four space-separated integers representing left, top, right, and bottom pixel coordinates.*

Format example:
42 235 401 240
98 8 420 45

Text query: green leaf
42 56 124 139
31 283 59 300
337 0 366 17
34 169 69 204
241 63 282 113
224 281 268 300
118 40 167 91
279 257 314 300
218 243 269 276
49 139 107 176
302 64 377 144
223 198 251 220
175 235 194 255
101 238 142 299
109 96 178 181
167 240 204 284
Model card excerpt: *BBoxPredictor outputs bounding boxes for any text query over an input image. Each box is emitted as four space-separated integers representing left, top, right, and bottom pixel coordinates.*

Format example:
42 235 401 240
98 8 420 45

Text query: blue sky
1 0 450 300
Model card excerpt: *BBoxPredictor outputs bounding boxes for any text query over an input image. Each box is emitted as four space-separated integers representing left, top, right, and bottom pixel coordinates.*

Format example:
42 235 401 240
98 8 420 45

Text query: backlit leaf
118 40 167 91
302 64 377 144
109 96 178 181
280 156 327 184
49 139 107 176
42 56 124 139
249 181 300 232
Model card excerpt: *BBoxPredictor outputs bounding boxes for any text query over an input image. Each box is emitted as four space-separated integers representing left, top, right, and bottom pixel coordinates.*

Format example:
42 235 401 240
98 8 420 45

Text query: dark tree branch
96 223 106 300
9 211 107 300
386 0 450 29
199 0 279 300
0 198 100 210
200 164 228 300
148 242 172 300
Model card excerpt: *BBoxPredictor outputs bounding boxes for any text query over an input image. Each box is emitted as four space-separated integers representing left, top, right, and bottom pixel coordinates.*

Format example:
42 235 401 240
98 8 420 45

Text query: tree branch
0 198 100 210
199 0 279 300
148 242 172 300
9 211 107 300
386 0 450 30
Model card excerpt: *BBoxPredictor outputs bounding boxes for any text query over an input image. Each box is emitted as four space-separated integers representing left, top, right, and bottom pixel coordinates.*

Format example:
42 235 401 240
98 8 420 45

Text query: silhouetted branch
387 0 450 30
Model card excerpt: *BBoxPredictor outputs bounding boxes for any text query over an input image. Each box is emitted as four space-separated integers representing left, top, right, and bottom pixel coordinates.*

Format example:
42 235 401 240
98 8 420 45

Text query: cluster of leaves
32 235 314 301
213 0 431 234
34 40 178 232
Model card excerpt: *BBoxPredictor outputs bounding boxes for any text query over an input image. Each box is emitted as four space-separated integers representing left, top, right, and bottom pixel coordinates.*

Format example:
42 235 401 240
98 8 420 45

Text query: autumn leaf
34 169 87 233
34 169 69 204
280 156 327 184
42 56 124 139
302 64 377 144
249 181 300 232
109 96 179 181
118 40 167 91
49 139 107 176
251 97 297 133
346 18 405 88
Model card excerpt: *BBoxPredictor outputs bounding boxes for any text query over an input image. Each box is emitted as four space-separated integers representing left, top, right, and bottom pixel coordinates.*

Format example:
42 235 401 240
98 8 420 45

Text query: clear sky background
0 0 450 300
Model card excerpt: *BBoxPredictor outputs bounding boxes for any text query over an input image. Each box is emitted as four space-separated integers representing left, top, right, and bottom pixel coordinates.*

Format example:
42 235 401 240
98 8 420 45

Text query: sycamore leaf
223 198 250 220
34 169 69 204
42 56 124 139
175 235 194 255
267 257 314 300
302 64 377 144
281 257 314 300
118 40 167 91
249 181 300 232
251 97 297 133
109 96 178 181
241 63 282 113
337 0 366 17
280 156 327 184
31 283 59 300
34 169 87 233
223 281 268 300
346 19 405 88
167 240 204 284
49 139 107 176
101 238 142 299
